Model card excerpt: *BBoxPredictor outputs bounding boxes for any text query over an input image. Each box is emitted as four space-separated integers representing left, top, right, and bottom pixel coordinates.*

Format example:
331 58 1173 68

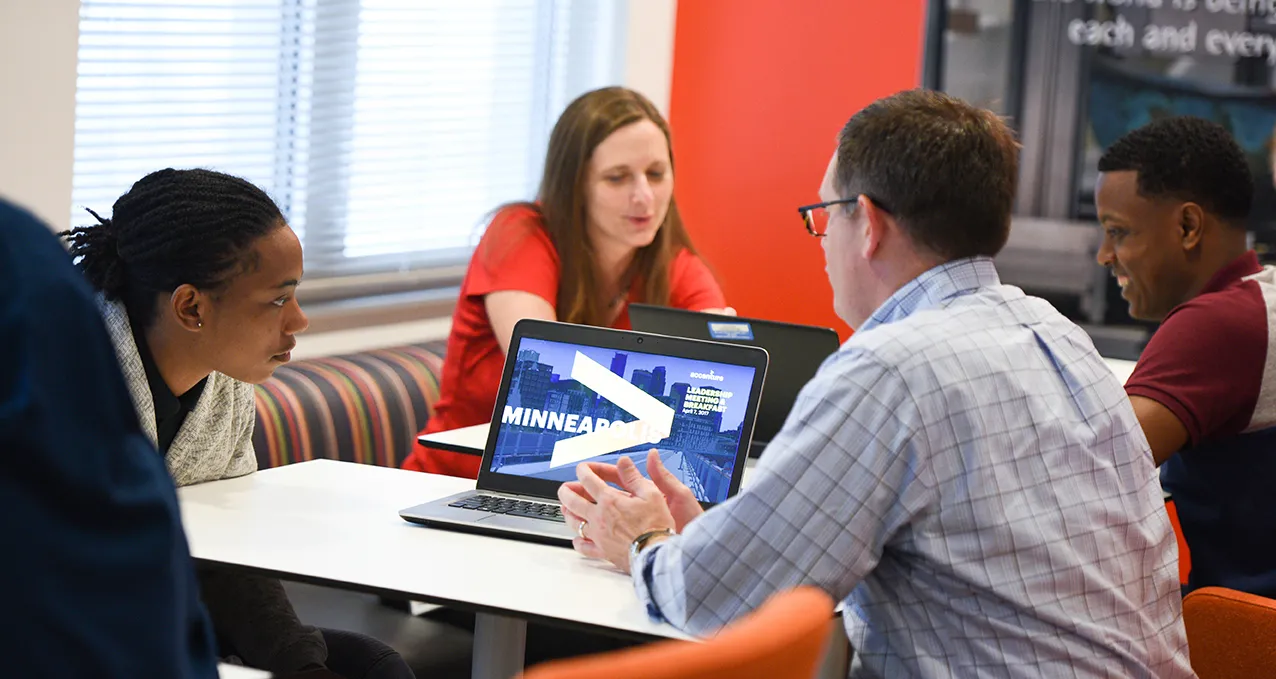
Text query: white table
1105 357 1137 384
180 460 846 679
218 663 271 678
180 460 685 678
416 423 489 456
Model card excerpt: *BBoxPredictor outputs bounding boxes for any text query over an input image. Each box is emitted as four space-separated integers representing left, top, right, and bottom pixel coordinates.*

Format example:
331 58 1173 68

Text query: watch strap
631 527 676 554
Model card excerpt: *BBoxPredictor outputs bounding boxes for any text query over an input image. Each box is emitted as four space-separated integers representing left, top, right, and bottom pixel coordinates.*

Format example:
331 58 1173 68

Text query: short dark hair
1097 116 1252 224
836 89 1019 260
60 168 285 329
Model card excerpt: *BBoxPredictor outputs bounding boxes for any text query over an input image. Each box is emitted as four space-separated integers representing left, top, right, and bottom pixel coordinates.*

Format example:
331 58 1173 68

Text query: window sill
302 285 457 333
292 286 458 360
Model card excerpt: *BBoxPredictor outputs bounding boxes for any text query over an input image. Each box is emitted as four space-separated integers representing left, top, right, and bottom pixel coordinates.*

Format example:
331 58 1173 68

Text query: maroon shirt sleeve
1125 280 1268 445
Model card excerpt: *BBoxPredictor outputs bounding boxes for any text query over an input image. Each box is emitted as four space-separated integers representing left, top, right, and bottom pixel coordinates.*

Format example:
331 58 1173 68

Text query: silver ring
577 520 588 539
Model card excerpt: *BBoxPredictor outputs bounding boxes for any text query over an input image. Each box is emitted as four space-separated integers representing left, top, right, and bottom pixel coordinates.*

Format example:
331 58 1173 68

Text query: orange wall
669 0 927 338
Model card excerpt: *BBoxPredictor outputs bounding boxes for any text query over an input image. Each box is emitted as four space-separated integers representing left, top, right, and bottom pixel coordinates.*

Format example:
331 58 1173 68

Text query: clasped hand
556 449 704 572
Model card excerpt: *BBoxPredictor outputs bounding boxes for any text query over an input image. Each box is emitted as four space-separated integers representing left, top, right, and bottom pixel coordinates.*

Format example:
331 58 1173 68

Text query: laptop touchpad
484 513 570 534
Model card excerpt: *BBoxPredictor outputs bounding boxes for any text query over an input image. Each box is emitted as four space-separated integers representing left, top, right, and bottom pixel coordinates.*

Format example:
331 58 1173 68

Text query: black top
131 320 206 454
128 318 329 672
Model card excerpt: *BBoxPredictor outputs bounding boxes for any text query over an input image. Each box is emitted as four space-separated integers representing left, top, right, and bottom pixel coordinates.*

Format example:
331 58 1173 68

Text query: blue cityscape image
488 337 757 504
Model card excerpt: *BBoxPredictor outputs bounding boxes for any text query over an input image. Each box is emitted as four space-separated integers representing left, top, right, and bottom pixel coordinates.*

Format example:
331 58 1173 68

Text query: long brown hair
489 87 697 327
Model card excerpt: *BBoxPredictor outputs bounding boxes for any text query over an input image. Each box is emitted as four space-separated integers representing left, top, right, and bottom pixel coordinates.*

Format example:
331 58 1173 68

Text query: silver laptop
399 318 769 546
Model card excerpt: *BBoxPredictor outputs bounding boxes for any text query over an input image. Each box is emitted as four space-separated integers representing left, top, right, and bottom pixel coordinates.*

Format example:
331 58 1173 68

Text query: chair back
521 586 836 679
1183 586 1276 678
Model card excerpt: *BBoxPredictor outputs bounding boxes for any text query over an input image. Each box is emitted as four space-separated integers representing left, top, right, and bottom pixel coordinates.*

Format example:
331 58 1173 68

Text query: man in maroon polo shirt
1095 115 1276 597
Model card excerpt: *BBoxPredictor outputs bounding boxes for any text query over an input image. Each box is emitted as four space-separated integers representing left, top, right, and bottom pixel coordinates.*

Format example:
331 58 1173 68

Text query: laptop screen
488 335 758 504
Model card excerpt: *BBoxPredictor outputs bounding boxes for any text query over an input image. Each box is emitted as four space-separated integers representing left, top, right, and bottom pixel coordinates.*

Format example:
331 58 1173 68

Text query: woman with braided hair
62 167 307 462
61 168 414 679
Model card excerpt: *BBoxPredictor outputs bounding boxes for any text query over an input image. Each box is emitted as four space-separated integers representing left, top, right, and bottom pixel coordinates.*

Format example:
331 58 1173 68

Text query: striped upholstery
252 342 446 469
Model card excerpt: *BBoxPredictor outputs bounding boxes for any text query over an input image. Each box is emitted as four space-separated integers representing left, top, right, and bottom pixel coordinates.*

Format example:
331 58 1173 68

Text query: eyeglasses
796 195 890 237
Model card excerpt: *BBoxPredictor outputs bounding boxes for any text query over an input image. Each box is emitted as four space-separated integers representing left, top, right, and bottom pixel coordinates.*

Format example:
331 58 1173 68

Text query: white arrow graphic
547 351 676 469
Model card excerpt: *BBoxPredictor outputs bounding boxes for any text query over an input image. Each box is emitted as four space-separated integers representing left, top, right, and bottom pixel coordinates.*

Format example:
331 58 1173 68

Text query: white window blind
72 0 625 279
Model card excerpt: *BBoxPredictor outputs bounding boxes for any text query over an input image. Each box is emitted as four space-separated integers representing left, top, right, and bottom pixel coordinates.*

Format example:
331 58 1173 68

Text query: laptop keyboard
448 494 565 523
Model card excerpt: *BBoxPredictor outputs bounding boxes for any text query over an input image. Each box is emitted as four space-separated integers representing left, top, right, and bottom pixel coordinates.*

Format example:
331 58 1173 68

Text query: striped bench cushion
252 342 446 469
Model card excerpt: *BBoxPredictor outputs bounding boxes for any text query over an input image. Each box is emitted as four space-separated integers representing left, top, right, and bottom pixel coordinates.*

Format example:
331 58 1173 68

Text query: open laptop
399 318 769 546
629 304 840 457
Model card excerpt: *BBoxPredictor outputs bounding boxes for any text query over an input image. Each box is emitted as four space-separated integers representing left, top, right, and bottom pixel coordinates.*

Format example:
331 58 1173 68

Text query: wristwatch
629 527 676 563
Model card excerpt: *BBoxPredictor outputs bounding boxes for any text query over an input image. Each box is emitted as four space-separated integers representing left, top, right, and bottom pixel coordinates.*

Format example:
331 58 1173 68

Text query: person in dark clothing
0 197 218 679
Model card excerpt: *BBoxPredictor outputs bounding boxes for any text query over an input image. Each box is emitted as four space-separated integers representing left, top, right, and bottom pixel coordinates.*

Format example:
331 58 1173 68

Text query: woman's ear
170 284 204 331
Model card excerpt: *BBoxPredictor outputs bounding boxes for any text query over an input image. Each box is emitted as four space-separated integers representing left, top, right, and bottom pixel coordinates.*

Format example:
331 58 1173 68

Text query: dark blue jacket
0 199 218 678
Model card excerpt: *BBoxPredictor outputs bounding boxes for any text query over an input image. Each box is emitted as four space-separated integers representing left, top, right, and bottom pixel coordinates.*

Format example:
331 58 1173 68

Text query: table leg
812 621 850 679
472 612 528 679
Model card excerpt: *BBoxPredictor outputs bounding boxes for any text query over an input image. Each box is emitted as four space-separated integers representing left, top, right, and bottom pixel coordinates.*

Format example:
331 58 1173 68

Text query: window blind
72 0 624 279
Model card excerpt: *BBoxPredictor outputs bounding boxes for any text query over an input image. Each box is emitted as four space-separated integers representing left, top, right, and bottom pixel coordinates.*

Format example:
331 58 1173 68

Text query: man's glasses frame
796 196 891 237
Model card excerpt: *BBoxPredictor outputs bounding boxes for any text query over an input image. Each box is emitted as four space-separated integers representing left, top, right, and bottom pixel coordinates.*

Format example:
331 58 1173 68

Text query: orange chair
521 586 838 679
1182 586 1276 678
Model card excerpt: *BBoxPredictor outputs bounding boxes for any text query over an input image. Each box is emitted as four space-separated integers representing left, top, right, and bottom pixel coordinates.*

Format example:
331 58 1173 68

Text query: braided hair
60 168 285 329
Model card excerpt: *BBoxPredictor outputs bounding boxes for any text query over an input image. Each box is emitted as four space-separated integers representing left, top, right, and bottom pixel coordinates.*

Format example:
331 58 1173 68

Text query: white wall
0 1 80 231
624 0 678 115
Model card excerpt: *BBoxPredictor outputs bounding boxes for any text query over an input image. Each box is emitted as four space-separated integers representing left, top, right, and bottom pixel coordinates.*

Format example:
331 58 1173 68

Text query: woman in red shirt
403 86 732 478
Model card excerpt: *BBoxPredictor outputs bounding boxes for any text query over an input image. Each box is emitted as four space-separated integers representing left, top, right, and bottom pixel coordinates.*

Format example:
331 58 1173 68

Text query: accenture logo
689 369 725 382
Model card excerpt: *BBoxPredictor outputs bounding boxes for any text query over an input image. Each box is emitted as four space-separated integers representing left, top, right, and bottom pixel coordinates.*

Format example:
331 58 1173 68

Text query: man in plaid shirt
558 90 1193 678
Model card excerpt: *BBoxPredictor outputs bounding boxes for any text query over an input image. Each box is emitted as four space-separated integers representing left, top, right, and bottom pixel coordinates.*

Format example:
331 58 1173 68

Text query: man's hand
645 449 704 531
557 453 677 572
